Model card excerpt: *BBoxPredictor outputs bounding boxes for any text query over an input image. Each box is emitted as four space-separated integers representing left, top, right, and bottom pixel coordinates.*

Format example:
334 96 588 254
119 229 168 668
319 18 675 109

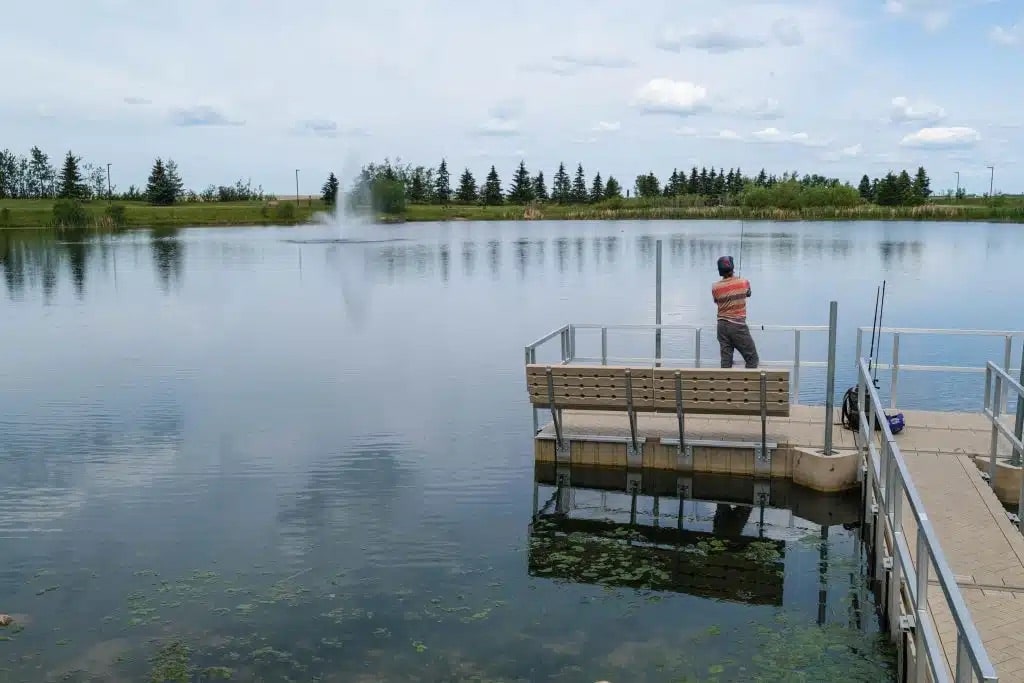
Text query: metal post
793 330 801 404
824 301 838 455
601 327 608 365
989 372 1002 482
1003 336 1012 413
890 333 900 410
694 328 702 368
106 163 112 201
760 371 768 462
655 240 663 367
1014 341 1024 467
569 324 576 363
295 168 300 205
915 527 930 683
855 328 863 368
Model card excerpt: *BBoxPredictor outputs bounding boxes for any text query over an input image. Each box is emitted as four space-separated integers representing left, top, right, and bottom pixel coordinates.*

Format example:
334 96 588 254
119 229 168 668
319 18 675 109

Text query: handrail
855 326 1023 411
524 322 830 404
857 357 998 682
982 363 1024 518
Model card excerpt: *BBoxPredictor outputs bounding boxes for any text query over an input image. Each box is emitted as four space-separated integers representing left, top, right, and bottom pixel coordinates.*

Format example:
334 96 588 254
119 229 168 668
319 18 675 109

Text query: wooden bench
525 364 791 468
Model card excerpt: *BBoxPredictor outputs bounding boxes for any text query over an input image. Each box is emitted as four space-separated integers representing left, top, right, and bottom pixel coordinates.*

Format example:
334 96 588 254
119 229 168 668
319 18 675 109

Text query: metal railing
856 327 1024 411
857 357 998 683
983 362 1024 523
524 322 831 404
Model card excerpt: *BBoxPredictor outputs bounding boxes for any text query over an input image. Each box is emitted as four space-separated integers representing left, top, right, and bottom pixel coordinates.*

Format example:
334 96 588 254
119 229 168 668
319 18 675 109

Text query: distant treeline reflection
0 228 927 300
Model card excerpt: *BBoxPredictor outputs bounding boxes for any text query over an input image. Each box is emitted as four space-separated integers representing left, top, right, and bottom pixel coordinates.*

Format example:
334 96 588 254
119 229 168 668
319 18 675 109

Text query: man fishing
712 255 759 369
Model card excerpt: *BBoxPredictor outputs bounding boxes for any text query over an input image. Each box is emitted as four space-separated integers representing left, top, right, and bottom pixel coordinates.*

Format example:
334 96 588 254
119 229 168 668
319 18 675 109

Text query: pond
0 219 1020 680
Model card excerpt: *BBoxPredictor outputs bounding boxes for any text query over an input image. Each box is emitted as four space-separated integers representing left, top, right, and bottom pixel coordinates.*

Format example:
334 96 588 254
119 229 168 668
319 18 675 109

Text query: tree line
0 145 269 205
341 158 935 214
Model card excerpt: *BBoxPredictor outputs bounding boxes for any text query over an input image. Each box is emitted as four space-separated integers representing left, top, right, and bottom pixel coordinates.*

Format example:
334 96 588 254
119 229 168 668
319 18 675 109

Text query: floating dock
524 317 1024 683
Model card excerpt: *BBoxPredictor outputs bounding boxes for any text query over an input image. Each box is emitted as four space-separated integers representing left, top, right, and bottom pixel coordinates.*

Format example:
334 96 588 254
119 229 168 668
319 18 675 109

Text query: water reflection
151 227 184 293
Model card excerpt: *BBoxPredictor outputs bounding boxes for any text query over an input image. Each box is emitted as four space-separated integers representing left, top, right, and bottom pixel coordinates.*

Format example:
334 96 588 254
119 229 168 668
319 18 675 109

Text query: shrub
52 199 89 228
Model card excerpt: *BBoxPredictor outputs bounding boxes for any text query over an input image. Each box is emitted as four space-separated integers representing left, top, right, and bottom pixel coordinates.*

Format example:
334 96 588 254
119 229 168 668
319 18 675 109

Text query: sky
3 0 1022 196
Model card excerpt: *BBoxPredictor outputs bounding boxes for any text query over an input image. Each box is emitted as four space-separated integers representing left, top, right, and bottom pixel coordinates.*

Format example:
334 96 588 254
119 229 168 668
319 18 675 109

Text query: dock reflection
529 465 862 612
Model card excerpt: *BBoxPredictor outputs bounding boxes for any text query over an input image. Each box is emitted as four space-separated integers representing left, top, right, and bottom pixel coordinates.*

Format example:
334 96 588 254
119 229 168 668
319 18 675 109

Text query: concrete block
791 446 860 492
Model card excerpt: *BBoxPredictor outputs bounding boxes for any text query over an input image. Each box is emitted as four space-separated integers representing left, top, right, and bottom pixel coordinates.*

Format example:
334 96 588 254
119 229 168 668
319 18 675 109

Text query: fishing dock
523 315 1024 683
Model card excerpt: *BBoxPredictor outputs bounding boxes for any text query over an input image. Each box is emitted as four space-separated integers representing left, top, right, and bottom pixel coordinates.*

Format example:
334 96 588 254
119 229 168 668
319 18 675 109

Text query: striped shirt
712 276 751 322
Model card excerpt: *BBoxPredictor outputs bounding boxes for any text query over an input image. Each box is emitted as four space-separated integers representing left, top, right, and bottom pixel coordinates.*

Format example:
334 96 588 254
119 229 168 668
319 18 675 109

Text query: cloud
475 102 522 136
889 96 945 125
990 24 1021 46
883 0 952 31
715 129 743 141
293 119 369 138
169 105 243 127
771 18 804 47
900 126 981 148
822 143 864 162
749 127 825 147
633 79 709 116
123 96 152 105
730 97 783 120
591 121 620 132
657 17 804 53
673 126 699 137
521 53 635 75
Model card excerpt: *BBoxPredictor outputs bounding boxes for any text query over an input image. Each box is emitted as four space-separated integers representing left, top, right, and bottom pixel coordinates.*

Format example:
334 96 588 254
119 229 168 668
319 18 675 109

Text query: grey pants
717 319 759 368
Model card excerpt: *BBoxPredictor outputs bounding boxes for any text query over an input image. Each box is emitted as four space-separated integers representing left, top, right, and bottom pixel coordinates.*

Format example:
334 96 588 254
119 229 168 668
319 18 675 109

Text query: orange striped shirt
712 276 751 322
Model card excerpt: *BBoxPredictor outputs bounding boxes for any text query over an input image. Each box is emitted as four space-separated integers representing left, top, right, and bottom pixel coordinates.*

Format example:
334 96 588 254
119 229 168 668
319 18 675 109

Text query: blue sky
2 0 1021 196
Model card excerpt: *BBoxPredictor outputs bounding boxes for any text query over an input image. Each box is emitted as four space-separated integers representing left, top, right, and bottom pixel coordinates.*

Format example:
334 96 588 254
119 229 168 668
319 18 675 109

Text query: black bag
841 385 905 434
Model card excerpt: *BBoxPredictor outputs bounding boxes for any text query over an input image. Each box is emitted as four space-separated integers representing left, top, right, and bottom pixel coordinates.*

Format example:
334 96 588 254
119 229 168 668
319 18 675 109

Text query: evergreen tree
895 170 914 204
408 167 427 202
912 166 931 204
552 162 571 204
28 146 54 198
482 165 503 205
532 171 548 201
57 151 86 200
858 174 872 201
713 168 726 197
688 167 699 194
508 160 534 203
699 167 709 195
434 159 451 204
589 172 604 202
755 168 769 187
603 176 622 199
146 158 173 205
634 172 661 198
733 167 744 193
875 172 899 206
321 172 340 205
164 159 184 203
570 163 588 203
456 168 478 203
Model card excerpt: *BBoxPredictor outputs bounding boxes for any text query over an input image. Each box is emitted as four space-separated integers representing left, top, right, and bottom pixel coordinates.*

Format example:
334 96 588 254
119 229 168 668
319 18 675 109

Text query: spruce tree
532 171 548 201
146 158 172 205
912 166 931 203
508 160 534 203
570 163 588 203
589 172 603 202
456 168 477 203
321 172 340 205
603 176 622 199
408 168 427 202
57 151 86 200
858 174 872 201
164 159 184 203
434 159 451 204
482 165 503 205
688 167 699 194
895 169 914 205
552 162 571 204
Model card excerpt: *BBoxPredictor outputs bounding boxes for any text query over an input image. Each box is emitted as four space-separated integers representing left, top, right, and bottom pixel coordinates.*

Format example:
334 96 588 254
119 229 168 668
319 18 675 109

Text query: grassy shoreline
2 197 1024 229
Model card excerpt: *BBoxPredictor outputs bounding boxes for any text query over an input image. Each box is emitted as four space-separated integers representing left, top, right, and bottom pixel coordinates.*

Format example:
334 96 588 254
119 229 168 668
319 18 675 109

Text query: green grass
0 198 329 229
399 200 1024 223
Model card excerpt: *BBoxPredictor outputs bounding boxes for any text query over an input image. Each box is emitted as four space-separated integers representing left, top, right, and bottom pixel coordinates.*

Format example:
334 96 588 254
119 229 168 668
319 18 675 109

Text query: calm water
0 219 1021 681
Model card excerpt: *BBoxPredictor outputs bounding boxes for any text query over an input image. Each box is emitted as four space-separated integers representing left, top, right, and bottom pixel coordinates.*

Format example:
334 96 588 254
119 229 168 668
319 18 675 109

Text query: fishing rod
867 284 880 380
872 280 887 387
737 219 745 275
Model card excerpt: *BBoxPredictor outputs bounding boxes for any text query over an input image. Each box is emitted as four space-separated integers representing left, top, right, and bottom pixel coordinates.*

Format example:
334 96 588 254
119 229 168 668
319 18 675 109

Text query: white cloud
889 96 946 125
730 97 783 120
716 129 744 141
523 53 636 75
990 24 1021 45
771 18 804 47
169 105 243 127
841 144 863 157
657 26 766 53
633 79 709 116
672 126 699 137
883 0 952 31
591 121 621 132
476 102 522 136
749 127 824 146
900 126 981 148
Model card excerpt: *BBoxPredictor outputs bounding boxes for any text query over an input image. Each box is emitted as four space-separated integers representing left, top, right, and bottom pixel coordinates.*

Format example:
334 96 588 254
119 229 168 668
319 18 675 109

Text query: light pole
106 163 112 201
954 171 959 199
987 165 994 199
295 169 300 205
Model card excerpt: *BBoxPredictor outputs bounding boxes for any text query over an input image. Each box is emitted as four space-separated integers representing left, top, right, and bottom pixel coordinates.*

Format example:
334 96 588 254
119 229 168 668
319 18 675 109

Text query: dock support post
545 367 568 462
625 369 642 467
824 300 838 456
674 371 692 468
756 371 769 473
655 239 662 367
